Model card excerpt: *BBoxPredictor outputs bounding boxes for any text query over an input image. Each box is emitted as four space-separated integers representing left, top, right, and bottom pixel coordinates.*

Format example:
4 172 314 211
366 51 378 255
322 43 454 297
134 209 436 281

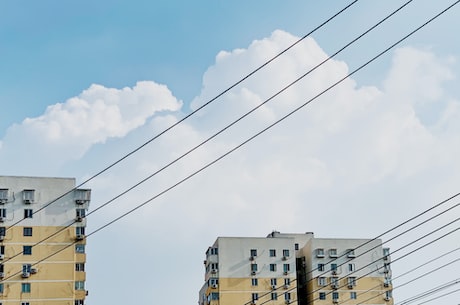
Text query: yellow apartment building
0 176 89 305
199 232 393 305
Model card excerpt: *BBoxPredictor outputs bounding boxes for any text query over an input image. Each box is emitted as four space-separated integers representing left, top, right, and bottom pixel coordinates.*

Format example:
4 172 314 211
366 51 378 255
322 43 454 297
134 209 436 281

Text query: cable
415 287 460 305
2 0 360 233
338 248 460 304
0 0 415 266
2 0 459 289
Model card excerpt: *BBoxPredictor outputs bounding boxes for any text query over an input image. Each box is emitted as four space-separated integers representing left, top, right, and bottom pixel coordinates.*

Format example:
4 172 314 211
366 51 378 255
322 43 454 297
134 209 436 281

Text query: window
383 248 390 256
23 189 35 203
210 248 218 255
0 246 4 255
210 292 219 300
331 276 339 288
271 292 278 300
319 292 326 300
0 209 6 218
283 249 290 258
317 277 327 286
252 293 259 301
24 209 33 219
22 264 32 273
22 303 30 305
75 300 85 305
295 243 299 250
76 263 85 272
283 264 290 273
348 277 356 287
21 282 31 293
75 189 91 203
269 264 277 272
0 227 5 237
331 263 337 272
23 245 32 255
332 292 339 301
316 248 325 257
76 208 86 218
0 263 4 272
329 248 338 257
75 244 85 253
23 227 33 236
284 278 290 286
347 249 356 257
348 263 355 272
0 189 8 202
76 226 85 235
385 290 392 300
350 292 357 299
284 292 291 301
270 278 277 286
251 263 258 272
209 278 218 286
75 281 85 290
250 249 257 257
0 283 3 293
269 249 276 257
318 263 325 271
251 278 258 286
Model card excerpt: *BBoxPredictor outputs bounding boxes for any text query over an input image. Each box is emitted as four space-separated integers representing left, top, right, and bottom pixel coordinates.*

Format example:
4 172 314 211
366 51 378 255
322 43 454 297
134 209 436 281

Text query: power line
2 0 360 233
0 0 412 267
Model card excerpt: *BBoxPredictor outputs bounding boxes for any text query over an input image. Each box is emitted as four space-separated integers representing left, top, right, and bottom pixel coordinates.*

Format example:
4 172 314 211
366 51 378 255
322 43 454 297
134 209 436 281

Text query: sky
1 1 460 305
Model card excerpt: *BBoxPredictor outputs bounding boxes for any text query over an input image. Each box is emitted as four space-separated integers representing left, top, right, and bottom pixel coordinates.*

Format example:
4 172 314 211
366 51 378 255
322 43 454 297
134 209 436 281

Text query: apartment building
0 176 90 305
199 232 393 305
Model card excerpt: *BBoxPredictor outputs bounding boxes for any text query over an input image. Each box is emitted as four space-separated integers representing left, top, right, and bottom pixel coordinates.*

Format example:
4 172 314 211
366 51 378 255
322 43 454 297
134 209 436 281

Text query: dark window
24 209 33 219
23 245 32 255
23 227 33 236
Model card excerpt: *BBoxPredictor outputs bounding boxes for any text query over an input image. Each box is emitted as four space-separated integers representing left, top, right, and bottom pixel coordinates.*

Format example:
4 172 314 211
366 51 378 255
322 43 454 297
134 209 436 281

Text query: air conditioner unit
384 282 390 287
384 297 391 301
76 199 87 205
251 301 256 305
0 217 4 223
347 252 356 258
76 234 85 240
332 270 337 275
76 216 83 222
285 300 291 304
211 269 217 274
283 284 289 289
24 199 33 204
0 199 6 205
22 272 30 278
30 268 37 274
0 235 4 241
0 254 4 260
211 284 218 289
271 285 276 290
283 271 288 275
282 256 288 261
251 271 257 276
249 256 255 261
333 298 339 304
331 284 339 289
0 272 4 278
348 284 354 289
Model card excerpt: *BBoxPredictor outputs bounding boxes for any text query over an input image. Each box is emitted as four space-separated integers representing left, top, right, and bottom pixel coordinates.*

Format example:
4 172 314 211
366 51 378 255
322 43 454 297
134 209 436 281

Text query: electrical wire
2 0 360 233
0 0 415 267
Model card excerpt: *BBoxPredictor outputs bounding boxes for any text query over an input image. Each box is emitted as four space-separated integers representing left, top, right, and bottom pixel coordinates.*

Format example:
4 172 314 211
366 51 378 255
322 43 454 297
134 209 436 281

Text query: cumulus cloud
0 81 182 174
1 30 459 305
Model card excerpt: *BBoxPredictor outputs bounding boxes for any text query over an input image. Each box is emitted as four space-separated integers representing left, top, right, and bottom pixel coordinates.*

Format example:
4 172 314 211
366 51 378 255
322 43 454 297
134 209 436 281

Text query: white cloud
2 30 460 305
0 81 182 174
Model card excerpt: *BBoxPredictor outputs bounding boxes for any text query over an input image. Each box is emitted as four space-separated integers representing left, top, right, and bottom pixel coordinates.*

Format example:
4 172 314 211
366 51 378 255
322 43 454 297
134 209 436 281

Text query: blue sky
1 1 460 305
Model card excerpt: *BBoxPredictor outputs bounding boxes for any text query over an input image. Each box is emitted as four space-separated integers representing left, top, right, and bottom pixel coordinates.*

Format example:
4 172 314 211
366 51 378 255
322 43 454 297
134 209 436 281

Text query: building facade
199 232 393 305
0 176 90 305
